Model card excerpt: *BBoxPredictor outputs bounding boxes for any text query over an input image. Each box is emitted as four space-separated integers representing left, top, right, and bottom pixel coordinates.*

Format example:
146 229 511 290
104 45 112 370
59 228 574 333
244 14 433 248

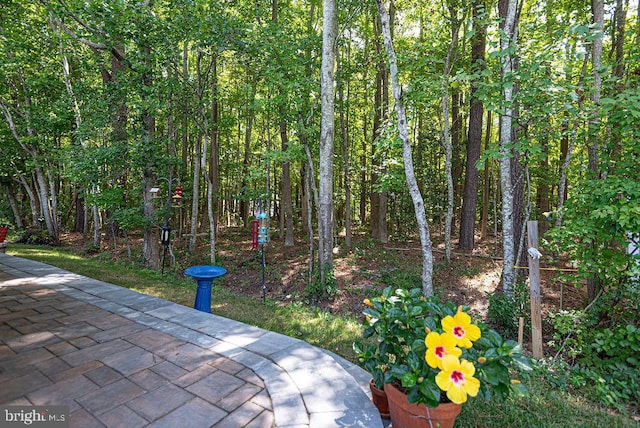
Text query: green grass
6 244 639 427
459 373 638 427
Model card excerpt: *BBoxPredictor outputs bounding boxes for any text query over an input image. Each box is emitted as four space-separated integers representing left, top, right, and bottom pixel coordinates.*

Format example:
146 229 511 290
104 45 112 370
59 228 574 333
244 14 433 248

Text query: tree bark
271 0 294 247
587 0 604 300
189 133 202 253
338 52 352 250
588 0 604 176
498 0 519 296
480 110 492 240
376 0 434 297
319 0 338 283
141 43 160 269
210 54 221 238
460 0 486 250
240 81 256 227
3 186 24 229
371 14 390 243
0 98 58 242
441 6 461 263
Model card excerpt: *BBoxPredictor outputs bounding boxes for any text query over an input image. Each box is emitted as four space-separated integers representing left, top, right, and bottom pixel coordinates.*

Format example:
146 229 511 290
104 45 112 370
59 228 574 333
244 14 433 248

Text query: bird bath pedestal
184 265 227 313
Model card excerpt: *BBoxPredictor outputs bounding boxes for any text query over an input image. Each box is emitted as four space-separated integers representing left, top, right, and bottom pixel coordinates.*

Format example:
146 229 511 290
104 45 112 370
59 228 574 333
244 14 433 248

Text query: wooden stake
527 221 543 359
518 317 524 347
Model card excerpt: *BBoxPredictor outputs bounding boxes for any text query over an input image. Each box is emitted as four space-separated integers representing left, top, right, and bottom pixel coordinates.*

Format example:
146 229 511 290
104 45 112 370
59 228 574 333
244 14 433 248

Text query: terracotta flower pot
384 382 462 428
369 379 390 419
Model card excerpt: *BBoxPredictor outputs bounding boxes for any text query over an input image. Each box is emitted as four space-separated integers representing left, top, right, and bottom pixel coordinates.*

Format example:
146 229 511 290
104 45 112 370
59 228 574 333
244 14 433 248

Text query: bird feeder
257 210 269 245
172 185 183 208
149 187 161 199
161 225 171 246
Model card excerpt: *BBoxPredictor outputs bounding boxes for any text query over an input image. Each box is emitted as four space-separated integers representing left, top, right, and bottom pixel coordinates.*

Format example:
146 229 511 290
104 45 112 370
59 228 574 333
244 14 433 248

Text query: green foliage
487 281 530 340
16 228 55 245
304 264 338 304
549 307 640 411
548 175 640 289
380 268 421 290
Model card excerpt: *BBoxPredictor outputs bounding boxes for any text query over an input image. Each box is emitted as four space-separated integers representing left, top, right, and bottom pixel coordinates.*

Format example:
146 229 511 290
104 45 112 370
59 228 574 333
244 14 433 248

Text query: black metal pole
161 173 172 275
261 244 266 303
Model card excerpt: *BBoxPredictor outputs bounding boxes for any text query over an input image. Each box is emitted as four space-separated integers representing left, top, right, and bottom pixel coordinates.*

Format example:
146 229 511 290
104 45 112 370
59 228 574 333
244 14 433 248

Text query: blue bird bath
184 265 227 313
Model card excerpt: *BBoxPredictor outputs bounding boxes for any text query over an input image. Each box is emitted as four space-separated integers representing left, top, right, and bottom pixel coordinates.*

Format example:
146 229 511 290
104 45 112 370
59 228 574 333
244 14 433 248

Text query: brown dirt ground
62 226 586 349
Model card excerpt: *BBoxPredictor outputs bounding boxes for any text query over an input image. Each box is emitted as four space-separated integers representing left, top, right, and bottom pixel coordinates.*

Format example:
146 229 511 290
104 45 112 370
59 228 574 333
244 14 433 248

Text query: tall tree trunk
74 191 85 233
210 54 220 239
141 43 159 269
280 109 294 246
319 0 338 284
587 0 604 300
480 110 492 240
441 6 461 263
376 0 434 297
240 81 256 227
371 16 383 241
588 0 604 176
271 0 294 247
498 0 519 296
189 133 202 254
371 14 390 243
300 162 309 235
15 173 39 227
338 52 352 250
460 0 486 250
182 42 189 174
3 186 24 228
612 0 627 91
0 100 57 241
537 140 550 235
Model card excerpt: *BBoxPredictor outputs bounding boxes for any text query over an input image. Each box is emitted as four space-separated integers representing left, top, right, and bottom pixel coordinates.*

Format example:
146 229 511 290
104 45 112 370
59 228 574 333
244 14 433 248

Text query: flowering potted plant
354 287 532 428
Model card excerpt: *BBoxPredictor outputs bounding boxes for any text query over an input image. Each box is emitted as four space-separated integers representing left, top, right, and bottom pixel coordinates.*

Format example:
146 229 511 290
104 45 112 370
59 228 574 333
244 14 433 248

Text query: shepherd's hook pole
261 244 266 303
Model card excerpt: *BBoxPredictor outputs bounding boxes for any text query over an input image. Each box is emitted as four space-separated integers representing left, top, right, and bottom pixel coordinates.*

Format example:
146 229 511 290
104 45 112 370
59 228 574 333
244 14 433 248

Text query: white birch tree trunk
375 0 434 297
319 0 337 284
0 99 58 241
499 0 519 296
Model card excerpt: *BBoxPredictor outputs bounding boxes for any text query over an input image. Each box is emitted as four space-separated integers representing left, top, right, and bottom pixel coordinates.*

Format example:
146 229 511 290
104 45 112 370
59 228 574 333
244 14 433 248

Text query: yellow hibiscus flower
441 312 481 348
435 355 480 404
425 332 462 369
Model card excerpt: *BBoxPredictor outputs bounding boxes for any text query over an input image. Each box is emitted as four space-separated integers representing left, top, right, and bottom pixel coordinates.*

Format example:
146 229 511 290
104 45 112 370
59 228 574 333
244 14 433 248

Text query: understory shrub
16 228 55 245
548 299 640 412
487 281 530 340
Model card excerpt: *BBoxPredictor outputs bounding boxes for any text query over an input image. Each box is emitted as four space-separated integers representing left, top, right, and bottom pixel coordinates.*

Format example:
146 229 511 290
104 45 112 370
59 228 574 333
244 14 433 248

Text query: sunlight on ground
19 248 84 260
462 264 502 317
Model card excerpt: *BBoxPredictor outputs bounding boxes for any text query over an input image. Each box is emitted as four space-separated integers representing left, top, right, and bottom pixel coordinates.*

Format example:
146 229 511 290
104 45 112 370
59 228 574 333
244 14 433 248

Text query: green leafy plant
354 287 532 407
549 308 640 411
17 228 54 245
487 281 530 339
304 264 338 304
548 176 640 292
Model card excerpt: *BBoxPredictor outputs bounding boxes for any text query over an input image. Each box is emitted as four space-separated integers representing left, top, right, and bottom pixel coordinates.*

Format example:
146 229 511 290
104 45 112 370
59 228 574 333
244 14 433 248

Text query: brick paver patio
0 254 382 428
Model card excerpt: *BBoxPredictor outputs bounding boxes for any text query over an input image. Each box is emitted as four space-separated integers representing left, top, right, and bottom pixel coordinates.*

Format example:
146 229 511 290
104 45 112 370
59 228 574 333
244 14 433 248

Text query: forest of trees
1 0 638 298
